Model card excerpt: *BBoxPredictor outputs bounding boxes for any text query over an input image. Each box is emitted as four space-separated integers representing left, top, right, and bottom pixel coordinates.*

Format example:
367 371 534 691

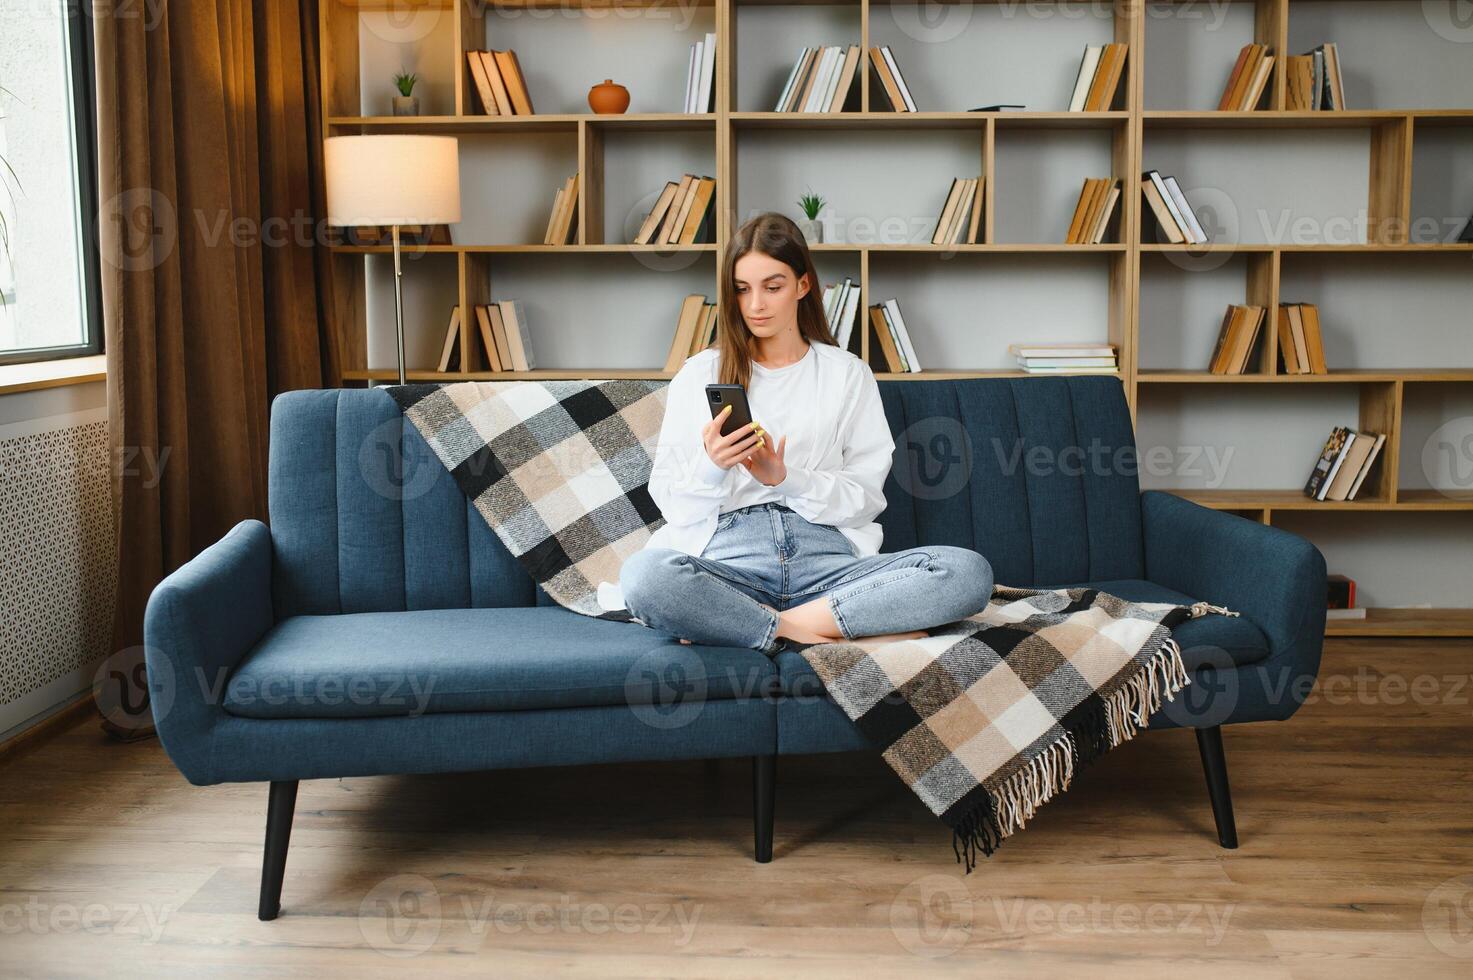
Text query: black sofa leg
1194 727 1239 849
753 755 775 863
259 780 299 920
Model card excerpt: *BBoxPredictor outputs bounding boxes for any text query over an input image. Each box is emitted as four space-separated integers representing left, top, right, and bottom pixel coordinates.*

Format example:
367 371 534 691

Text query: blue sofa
143 376 1326 919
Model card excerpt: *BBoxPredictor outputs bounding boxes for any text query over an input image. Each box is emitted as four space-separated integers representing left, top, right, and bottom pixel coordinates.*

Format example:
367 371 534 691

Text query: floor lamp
324 135 461 385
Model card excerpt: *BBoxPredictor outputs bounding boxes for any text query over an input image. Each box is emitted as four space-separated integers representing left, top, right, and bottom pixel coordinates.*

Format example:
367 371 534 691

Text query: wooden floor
2 637 1471 978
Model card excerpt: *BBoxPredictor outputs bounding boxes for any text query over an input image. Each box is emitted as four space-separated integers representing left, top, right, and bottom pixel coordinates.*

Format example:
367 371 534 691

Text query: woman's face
733 250 810 341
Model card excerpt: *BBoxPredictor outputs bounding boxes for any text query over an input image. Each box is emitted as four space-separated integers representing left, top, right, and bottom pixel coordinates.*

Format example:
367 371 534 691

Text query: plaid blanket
389 380 1226 867
387 380 670 620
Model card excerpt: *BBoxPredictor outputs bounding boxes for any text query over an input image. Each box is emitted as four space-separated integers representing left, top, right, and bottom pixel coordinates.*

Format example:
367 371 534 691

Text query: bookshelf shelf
321 0 1472 633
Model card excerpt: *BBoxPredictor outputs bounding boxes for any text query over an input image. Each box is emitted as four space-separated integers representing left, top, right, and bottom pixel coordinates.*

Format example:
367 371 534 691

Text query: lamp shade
324 135 461 227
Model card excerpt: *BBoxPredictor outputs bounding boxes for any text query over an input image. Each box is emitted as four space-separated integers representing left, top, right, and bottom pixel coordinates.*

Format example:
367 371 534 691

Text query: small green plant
394 72 418 97
797 191 825 221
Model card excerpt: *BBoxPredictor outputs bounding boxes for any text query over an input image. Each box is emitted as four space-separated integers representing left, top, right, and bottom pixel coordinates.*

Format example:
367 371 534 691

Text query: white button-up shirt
597 340 896 611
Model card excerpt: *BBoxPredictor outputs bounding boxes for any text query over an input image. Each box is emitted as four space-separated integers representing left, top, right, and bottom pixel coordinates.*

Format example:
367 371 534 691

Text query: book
1083 43 1127 112
1240 54 1275 111
1219 44 1271 112
1217 44 1255 111
543 173 578 246
435 307 462 372
883 298 921 371
476 51 514 116
1278 303 1328 374
1144 170 1197 244
467 52 500 115
1346 433 1386 500
968 105 1026 112
486 303 513 370
880 46 917 112
1325 607 1368 620
1141 178 1186 244
1304 426 1352 500
497 299 535 371
781 48 817 111
1009 343 1116 359
1066 43 1127 112
1162 175 1208 243
683 41 700 114
666 294 709 371
1087 181 1120 244
827 45 861 112
1327 574 1357 609
775 47 810 112
868 304 904 372
1324 430 1375 501
634 181 680 245
1276 305 1303 374
1299 302 1328 373
493 49 535 115
836 279 861 350
677 177 716 244
1285 54 1315 111
1067 178 1119 245
869 45 908 112
480 306 509 371
694 31 717 113
1015 357 1117 368
1069 46 1103 112
1207 304 1265 374
658 174 696 244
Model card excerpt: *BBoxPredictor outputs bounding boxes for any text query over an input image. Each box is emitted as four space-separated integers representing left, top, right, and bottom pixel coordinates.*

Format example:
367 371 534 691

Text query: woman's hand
702 405 765 471
741 424 787 487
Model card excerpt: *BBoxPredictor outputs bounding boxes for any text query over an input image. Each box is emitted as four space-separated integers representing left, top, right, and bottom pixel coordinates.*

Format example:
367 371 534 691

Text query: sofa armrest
1141 490 1327 718
143 519 275 784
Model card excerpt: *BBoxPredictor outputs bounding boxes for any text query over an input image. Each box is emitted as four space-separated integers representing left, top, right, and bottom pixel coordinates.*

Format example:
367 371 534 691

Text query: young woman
612 212 993 653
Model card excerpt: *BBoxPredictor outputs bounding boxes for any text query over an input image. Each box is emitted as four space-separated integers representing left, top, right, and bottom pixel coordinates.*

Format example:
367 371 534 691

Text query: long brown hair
714 212 837 388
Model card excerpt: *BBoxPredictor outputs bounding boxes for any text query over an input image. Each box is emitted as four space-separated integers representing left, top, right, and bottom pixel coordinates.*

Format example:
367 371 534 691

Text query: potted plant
392 72 419 116
797 190 825 243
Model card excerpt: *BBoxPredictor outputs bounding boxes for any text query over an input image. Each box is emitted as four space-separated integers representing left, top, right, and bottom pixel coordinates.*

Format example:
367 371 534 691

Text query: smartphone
706 384 755 438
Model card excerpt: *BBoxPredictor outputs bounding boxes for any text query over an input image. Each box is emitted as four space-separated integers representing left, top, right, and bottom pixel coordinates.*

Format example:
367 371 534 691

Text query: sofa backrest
268 376 1143 617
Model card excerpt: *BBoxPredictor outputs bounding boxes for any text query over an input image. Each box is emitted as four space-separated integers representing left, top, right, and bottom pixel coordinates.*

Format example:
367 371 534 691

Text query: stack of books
1068 43 1128 111
475 301 536 371
1285 43 1345 111
931 176 985 245
1218 44 1275 111
633 175 716 245
822 277 862 353
542 172 579 246
1141 170 1209 244
774 45 861 112
1065 178 1120 244
665 294 720 370
1277 302 1328 374
869 45 917 112
1326 574 1362 620
684 32 718 113
465 49 536 115
1207 304 1267 374
866 299 922 373
1010 343 1117 374
1304 426 1386 502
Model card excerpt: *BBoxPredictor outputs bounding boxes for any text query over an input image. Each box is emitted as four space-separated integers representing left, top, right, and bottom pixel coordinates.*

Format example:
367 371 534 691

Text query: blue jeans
619 502 994 654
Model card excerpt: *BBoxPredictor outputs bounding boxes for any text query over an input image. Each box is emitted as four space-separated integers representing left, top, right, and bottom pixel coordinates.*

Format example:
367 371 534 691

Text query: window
0 3 101 365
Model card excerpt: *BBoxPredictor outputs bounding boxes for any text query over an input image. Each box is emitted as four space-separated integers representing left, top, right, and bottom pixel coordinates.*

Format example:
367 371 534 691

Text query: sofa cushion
773 578 1272 697
223 607 775 719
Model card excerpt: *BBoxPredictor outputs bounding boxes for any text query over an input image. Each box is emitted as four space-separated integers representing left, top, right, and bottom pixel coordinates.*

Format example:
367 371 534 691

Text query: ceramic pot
798 216 824 244
392 95 419 116
588 79 630 114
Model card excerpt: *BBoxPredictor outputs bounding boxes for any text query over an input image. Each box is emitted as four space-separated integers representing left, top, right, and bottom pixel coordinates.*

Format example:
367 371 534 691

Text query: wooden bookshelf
319 0 1472 634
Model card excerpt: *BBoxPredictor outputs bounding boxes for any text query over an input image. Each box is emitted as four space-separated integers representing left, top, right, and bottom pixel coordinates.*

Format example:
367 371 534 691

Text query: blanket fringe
950 635 1191 871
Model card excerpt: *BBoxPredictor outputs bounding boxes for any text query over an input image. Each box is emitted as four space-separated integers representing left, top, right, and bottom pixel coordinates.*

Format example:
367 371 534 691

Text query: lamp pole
392 223 406 385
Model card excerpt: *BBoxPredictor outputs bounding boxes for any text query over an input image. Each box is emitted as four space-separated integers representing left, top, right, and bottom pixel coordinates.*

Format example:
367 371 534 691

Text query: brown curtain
94 0 339 725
